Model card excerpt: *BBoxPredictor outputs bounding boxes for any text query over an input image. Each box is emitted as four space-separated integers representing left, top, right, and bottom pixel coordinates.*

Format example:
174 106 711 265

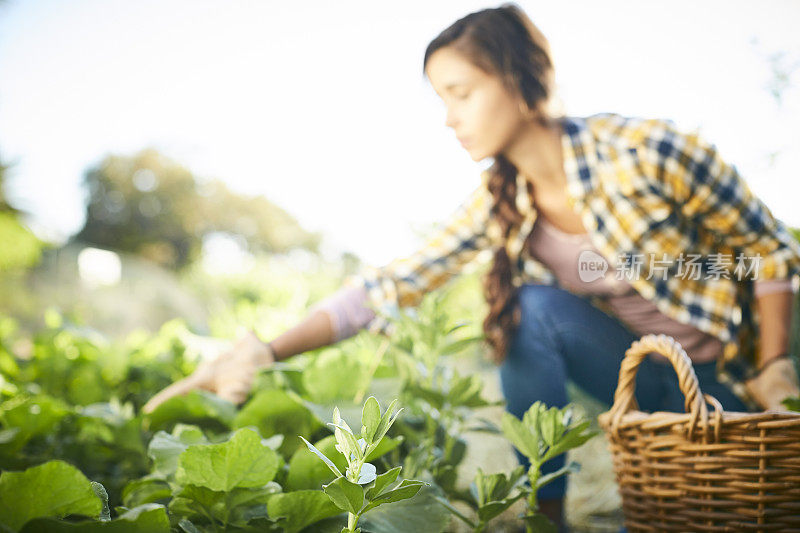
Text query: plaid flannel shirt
348 112 800 397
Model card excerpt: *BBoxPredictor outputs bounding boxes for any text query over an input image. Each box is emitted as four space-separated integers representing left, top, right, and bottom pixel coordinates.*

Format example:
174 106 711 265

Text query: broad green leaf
0 460 102 532
369 399 402 456
359 484 451 533
322 475 364 514
227 502 271 529
364 435 403 462
331 406 351 433
172 482 279 527
447 374 492 408
522 403 543 450
19 504 170 532
177 519 201 533
486 465 527 501
361 396 381 443
167 497 212 525
402 383 447 410
121 478 171 508
540 407 560 447
267 490 341 533
476 494 526 523
542 421 596 462
0 394 70 455
288 436 344 490
473 468 488 506
524 513 557 533
226 483 281 509
176 428 280 491
298 435 343 479
301 349 371 403
147 424 208 479
433 465 458 495
296 515 348 532
361 479 426 514
174 484 224 510
500 412 538 460
329 412 361 463
144 390 236 433
234 389 320 456
365 466 401 500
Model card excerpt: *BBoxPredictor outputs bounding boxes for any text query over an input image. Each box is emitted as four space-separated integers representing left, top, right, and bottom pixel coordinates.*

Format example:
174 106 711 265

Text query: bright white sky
1 0 799 267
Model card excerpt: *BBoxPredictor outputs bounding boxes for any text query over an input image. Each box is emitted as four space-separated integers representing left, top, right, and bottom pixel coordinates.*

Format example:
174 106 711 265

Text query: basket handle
607 334 709 438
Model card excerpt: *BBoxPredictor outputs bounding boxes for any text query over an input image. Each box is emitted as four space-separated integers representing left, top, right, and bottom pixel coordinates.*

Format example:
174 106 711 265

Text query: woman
144 4 800 528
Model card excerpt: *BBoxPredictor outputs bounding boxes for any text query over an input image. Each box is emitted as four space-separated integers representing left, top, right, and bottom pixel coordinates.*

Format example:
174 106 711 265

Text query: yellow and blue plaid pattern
349 112 800 382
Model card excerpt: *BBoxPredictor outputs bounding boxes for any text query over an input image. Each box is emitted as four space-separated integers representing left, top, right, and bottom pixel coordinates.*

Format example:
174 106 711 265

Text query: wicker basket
597 334 800 532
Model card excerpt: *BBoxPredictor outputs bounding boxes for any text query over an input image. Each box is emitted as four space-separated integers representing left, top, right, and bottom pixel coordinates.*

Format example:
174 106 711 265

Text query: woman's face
424 46 526 161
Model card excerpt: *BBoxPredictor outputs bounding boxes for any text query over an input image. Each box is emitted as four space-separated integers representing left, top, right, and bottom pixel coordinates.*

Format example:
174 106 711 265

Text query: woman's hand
142 331 275 414
744 356 800 410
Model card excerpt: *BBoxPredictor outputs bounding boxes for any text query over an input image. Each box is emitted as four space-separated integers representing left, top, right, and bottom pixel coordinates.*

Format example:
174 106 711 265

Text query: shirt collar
511 115 600 218
559 115 600 206
495 115 603 261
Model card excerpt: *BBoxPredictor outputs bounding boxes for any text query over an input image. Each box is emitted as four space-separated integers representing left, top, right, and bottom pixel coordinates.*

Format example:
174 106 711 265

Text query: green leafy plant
166 427 283 531
398 366 501 502
379 293 499 505
501 401 597 532
390 292 483 378
300 396 428 533
435 465 527 532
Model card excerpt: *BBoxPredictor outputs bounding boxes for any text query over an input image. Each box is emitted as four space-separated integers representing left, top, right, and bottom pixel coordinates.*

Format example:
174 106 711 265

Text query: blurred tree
0 155 44 271
74 148 320 269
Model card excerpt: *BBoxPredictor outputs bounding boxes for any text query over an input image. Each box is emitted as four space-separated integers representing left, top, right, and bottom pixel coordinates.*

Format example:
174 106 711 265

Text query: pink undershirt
311 218 794 363
526 217 793 363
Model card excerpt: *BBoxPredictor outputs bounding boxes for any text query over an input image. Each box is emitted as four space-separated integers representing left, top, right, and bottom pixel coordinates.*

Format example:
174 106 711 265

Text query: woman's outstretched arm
144 172 499 411
267 308 336 361
142 307 338 413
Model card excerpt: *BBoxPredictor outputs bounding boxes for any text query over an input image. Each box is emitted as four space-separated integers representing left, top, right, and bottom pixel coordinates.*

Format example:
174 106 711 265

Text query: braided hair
422 3 558 364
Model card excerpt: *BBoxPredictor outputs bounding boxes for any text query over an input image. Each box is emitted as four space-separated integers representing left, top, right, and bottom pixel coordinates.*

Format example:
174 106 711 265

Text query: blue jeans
498 284 750 501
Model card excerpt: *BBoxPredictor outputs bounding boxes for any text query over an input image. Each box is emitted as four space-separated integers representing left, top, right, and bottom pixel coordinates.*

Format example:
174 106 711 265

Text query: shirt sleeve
753 278 797 297
347 171 498 336
307 284 375 342
637 118 800 282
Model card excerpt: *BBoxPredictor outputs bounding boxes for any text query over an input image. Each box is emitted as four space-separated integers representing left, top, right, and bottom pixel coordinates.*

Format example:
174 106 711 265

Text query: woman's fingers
216 381 252 405
141 334 268 414
745 358 800 410
142 376 199 414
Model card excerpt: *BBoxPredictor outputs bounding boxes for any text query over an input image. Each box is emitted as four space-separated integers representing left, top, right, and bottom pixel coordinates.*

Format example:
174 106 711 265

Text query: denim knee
516 284 572 325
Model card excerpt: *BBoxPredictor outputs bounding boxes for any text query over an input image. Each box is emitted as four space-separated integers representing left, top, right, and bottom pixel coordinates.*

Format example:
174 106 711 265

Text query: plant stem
347 510 363 532
345 459 364 532
525 464 541 533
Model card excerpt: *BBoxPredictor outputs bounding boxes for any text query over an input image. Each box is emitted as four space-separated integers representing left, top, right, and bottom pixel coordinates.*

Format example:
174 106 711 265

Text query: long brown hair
422 4 557 364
